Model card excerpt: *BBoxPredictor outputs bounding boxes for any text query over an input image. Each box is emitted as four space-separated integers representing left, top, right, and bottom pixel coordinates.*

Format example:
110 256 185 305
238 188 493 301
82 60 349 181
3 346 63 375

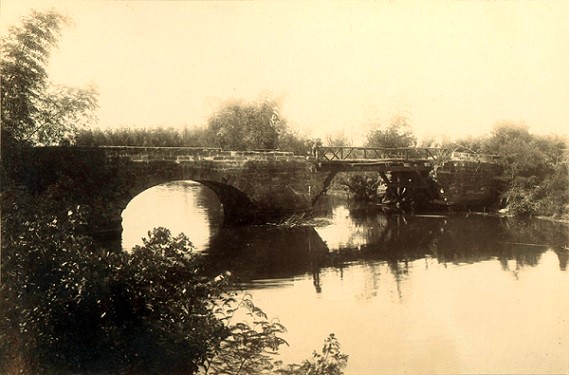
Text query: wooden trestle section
313 146 500 208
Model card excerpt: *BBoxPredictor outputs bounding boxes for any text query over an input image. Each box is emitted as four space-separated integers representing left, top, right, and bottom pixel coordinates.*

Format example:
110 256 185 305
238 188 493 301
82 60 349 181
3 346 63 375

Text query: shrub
1 196 229 374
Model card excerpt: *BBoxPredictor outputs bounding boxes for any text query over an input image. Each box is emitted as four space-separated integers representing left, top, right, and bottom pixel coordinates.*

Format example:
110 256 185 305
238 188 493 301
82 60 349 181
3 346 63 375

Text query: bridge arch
117 163 261 226
121 180 222 250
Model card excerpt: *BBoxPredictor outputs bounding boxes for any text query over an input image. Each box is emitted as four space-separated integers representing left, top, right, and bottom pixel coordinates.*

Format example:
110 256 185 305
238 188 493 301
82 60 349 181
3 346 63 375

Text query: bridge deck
83 145 498 172
314 147 444 172
314 146 499 172
316 159 435 172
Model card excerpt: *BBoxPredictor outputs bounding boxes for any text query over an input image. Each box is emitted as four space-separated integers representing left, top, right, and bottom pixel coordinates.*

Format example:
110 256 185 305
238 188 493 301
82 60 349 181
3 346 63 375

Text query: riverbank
325 181 569 224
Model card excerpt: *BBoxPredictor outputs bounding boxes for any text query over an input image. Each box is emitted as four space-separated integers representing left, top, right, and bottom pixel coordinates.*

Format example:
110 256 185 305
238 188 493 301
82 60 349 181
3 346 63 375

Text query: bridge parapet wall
96 146 302 164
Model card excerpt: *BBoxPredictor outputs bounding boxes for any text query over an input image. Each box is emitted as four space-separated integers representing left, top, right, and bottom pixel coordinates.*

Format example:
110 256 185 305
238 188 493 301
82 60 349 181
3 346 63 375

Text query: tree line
74 106 313 156
72 112 417 152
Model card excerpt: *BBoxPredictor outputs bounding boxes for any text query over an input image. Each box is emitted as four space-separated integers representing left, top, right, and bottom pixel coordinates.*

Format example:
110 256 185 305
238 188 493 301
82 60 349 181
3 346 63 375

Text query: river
122 181 569 375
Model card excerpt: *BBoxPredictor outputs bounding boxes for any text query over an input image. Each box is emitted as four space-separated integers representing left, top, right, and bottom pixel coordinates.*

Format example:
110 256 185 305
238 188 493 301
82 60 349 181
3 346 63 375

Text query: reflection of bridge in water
204 205 568 293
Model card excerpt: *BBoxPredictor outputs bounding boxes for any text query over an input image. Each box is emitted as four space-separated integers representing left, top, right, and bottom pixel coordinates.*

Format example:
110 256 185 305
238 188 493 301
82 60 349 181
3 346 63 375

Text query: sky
2 0 569 143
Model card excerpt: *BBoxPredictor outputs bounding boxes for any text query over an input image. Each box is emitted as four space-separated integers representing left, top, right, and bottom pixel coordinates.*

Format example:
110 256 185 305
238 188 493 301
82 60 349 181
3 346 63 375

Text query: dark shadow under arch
197 180 259 225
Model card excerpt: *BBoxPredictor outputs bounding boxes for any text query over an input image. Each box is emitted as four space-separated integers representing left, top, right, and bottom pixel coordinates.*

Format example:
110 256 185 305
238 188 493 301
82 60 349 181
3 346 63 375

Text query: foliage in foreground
0 193 347 374
276 334 349 375
201 294 348 375
1 196 225 373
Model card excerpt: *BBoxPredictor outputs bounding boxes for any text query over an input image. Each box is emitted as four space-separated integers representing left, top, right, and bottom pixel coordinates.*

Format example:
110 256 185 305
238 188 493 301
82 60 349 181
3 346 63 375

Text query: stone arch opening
21 147 333 248
120 175 260 240
122 179 250 250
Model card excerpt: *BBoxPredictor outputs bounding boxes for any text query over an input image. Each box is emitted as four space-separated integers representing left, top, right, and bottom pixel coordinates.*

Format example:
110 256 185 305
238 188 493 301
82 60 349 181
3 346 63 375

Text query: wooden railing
314 146 451 162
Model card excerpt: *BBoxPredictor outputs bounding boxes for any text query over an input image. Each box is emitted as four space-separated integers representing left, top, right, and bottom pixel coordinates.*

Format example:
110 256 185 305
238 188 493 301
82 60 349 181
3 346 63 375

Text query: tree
1 10 98 146
275 129 312 155
206 98 283 150
365 115 416 148
325 130 352 147
480 121 569 217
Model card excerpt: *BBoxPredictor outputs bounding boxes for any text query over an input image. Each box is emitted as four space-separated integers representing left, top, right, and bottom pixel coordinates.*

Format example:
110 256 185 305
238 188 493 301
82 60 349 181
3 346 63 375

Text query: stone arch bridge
101 146 332 231
20 146 494 239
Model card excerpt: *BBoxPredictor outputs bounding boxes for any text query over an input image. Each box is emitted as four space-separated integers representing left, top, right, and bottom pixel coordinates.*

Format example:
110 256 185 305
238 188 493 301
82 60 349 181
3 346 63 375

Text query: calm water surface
122 181 569 375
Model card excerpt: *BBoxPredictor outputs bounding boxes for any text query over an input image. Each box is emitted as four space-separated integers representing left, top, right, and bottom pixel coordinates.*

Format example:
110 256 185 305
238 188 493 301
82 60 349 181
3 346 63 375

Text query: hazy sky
2 1 568 142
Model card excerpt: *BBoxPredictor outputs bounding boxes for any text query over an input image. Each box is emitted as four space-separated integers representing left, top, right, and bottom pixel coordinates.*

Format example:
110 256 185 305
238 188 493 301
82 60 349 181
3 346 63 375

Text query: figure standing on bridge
311 138 322 159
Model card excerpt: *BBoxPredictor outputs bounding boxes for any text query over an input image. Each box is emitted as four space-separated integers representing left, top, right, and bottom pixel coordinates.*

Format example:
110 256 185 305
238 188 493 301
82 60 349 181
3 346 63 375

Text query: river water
122 181 569 375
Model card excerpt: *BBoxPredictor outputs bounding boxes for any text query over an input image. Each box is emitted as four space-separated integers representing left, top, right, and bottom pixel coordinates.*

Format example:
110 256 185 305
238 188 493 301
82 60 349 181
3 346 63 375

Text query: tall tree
365 115 416 148
325 130 352 147
206 98 283 150
482 122 546 180
1 10 98 146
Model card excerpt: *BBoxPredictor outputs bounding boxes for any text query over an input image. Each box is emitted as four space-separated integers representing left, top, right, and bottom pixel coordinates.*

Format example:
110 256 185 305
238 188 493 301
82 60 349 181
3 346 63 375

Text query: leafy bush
1 196 229 374
481 123 569 218
201 294 288 374
442 122 569 218
277 334 349 375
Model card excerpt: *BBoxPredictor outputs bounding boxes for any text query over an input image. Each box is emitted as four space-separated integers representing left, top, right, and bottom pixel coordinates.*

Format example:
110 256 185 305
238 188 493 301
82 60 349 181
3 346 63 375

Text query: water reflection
123 183 568 285
204 203 568 290
205 226 328 289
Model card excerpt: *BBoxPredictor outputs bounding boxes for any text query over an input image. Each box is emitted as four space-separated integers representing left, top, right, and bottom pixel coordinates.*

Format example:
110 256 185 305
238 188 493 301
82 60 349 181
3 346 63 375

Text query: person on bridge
311 138 322 158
